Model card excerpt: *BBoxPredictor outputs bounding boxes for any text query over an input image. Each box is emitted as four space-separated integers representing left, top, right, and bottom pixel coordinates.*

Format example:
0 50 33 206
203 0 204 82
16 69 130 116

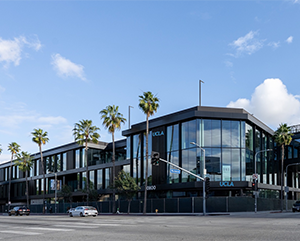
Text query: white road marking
0 230 41 235
27 227 74 231
53 224 97 229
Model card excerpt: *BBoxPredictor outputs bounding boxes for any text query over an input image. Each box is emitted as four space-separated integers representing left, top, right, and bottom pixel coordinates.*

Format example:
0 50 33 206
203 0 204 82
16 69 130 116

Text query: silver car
69 206 98 217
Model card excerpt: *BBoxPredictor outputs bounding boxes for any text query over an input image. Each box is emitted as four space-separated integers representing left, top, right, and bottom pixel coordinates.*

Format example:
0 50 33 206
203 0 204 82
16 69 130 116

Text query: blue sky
1 0 300 163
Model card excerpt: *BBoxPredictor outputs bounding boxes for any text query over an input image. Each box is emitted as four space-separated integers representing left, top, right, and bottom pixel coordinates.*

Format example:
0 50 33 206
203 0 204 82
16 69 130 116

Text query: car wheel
80 212 84 217
8 213 11 216
93 215 96 217
69 213 73 217
293 209 295 212
20 214 23 216
15 212 18 216
26 214 29 216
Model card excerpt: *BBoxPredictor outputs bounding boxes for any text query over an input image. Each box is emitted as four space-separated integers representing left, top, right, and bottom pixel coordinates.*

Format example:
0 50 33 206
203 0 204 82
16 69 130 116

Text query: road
0 212 300 240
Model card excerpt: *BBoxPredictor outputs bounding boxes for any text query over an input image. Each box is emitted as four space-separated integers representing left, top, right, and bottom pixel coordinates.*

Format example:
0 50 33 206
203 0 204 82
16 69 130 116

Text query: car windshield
85 206 96 210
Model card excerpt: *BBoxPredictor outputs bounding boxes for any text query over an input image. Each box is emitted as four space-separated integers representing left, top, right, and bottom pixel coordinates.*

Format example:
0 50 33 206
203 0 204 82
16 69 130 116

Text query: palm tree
7 142 21 210
100 105 126 213
32 128 49 214
139 91 159 215
15 151 33 208
274 123 293 212
73 119 100 204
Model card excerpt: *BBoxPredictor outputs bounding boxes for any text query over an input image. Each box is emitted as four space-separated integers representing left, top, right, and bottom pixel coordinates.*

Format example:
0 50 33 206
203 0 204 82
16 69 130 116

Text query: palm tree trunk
85 144 89 205
8 154 13 211
40 145 45 214
26 169 29 208
281 145 284 212
112 132 116 213
143 114 149 215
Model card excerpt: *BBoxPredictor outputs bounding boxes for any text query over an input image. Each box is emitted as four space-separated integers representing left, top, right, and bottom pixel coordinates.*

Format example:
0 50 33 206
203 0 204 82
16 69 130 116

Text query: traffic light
151 151 160 166
205 177 210 195
252 180 257 191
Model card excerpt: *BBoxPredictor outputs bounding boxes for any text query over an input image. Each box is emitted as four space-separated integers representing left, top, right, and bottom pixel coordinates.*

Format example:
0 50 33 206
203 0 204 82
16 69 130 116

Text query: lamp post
254 149 272 213
285 163 300 212
190 142 206 216
128 106 134 129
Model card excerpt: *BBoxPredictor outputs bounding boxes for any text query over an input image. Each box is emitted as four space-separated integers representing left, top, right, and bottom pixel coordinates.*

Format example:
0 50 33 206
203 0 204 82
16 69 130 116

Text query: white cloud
227 78 300 128
51 53 86 81
0 35 42 68
268 41 280 49
286 36 293 44
230 31 264 57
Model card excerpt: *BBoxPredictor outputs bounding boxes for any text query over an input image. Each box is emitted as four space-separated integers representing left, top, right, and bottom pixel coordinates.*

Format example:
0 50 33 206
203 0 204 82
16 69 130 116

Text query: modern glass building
1 105 300 210
122 106 300 199
0 140 128 206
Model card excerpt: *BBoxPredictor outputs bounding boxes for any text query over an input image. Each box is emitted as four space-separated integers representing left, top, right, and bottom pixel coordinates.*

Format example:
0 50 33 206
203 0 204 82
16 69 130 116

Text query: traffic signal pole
154 156 206 216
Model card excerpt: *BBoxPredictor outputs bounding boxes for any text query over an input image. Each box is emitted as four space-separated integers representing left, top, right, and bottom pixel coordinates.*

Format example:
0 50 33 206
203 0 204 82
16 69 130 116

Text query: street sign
252 173 258 180
170 169 181 174
285 186 289 193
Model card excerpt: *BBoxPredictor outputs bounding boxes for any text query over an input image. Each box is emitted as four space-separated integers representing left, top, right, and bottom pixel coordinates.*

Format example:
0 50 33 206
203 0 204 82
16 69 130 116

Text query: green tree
14 151 33 208
0 144 2 154
32 128 49 214
58 184 73 204
139 91 159 215
73 119 100 205
7 142 21 210
100 105 126 213
274 123 293 212
115 170 140 214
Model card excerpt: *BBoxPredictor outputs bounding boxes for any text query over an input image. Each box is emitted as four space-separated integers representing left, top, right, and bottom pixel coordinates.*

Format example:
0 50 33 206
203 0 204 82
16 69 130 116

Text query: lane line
0 230 41 235
27 227 74 231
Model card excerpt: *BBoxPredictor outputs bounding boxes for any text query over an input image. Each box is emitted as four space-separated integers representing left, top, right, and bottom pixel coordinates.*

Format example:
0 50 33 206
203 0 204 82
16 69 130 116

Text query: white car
69 206 98 217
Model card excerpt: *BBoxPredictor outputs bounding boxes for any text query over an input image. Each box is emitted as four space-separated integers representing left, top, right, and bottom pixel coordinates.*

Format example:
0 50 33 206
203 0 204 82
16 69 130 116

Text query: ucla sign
219 181 234 187
152 131 164 137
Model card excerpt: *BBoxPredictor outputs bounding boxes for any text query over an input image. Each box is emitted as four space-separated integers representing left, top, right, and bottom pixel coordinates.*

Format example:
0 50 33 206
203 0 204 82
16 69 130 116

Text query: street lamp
128 105 134 129
190 142 206 216
285 163 300 212
254 149 272 213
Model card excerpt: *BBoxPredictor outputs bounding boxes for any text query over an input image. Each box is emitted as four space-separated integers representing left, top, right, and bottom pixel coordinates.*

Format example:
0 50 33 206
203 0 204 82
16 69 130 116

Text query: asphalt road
0 212 300 241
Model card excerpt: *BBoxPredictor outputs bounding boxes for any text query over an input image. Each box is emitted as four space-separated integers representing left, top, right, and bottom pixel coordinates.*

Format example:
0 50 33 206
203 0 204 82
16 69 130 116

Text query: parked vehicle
67 208 75 214
69 206 98 217
8 206 30 216
292 201 300 212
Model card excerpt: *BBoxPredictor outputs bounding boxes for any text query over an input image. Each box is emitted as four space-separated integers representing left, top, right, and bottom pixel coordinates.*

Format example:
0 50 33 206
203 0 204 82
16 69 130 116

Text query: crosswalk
0 222 98 238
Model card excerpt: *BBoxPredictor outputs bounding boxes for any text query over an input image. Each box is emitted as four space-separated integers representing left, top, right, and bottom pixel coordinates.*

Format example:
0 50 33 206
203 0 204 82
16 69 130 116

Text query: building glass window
182 120 197 149
182 148 197 182
167 124 179 152
203 148 221 181
97 169 103 189
133 134 141 185
203 119 221 148
105 168 110 189
89 170 95 189
82 172 86 190
245 123 253 181
62 153 67 171
222 120 240 148
56 154 61 172
75 149 80 169
126 137 131 160
167 151 179 183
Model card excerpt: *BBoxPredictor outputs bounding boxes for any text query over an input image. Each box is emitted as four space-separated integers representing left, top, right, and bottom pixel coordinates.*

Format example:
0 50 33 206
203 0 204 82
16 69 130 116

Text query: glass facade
127 117 275 187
